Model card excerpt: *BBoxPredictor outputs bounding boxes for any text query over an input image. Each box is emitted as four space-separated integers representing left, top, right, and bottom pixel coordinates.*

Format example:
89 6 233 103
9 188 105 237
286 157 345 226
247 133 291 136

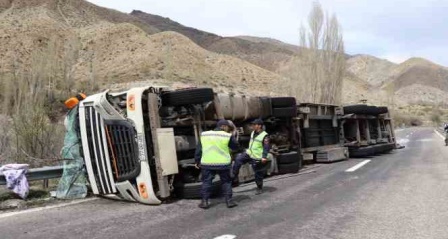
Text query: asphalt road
1 127 448 239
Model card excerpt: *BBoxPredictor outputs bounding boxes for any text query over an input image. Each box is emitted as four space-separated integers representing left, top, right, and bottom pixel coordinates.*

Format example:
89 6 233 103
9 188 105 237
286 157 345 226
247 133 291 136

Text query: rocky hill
347 55 448 105
0 0 447 108
346 55 396 87
130 10 448 107
385 58 448 92
130 10 297 72
0 0 287 96
235 35 300 53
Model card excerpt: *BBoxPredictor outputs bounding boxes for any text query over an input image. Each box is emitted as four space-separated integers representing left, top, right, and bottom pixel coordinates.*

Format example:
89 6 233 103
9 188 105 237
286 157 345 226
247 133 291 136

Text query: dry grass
391 104 448 127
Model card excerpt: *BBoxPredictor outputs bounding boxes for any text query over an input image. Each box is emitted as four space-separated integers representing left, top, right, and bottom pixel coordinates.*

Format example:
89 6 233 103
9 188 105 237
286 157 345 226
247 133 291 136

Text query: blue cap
217 119 230 127
251 118 264 125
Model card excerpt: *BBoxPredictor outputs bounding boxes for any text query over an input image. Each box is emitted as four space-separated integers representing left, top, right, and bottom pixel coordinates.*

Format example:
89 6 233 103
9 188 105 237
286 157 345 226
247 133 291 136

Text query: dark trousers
201 168 232 201
232 152 265 188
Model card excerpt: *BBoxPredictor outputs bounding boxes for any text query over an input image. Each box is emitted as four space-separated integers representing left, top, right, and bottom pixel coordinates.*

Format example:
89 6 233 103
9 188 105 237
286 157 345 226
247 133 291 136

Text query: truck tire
161 88 214 106
377 106 388 114
174 178 221 199
271 97 297 108
277 162 300 174
272 107 297 118
343 104 371 115
259 97 272 118
277 151 301 164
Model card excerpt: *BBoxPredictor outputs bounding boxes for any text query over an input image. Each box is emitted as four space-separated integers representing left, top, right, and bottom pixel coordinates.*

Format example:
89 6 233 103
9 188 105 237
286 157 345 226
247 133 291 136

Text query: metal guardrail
0 166 63 185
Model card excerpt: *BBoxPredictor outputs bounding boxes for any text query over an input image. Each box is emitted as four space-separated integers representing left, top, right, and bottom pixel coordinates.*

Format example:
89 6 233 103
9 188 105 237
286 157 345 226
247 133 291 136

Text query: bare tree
0 36 81 165
290 1 345 104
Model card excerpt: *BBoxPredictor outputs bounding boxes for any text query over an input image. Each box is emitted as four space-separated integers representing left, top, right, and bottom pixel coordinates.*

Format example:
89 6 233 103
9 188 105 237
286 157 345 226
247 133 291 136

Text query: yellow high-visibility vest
246 131 268 160
200 130 232 166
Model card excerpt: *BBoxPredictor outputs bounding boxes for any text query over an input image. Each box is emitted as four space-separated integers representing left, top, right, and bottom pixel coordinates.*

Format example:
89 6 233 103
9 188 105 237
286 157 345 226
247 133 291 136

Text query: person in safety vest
232 118 270 195
194 119 240 209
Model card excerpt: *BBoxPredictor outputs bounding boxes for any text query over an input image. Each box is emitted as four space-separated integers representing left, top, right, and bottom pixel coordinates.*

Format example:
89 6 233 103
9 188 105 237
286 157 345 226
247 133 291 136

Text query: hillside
131 9 448 107
74 25 285 94
0 0 158 32
346 55 448 106
385 58 448 91
346 55 396 87
235 35 300 53
0 0 286 96
0 0 158 72
1 0 447 108
130 10 297 72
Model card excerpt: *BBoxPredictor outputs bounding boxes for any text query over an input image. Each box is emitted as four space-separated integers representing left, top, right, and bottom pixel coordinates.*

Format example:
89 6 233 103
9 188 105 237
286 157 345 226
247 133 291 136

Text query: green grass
0 188 49 201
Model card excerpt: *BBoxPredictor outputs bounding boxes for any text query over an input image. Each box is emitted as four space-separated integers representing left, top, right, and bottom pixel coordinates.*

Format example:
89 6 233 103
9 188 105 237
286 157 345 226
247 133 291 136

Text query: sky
88 0 448 66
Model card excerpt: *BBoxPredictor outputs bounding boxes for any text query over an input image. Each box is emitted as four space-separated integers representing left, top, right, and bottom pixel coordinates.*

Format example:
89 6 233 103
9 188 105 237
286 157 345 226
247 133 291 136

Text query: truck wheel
343 104 381 115
174 178 221 199
272 107 297 118
161 88 214 106
277 162 300 174
277 151 301 164
259 97 272 118
271 97 297 108
377 106 388 114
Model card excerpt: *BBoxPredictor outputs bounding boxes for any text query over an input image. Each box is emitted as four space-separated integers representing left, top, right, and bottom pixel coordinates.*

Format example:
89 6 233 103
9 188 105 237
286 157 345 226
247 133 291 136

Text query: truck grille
105 123 140 182
84 107 141 194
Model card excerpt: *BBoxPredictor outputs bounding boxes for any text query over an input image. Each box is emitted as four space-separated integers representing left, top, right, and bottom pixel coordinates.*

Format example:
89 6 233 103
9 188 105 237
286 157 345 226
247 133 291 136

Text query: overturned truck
78 87 301 204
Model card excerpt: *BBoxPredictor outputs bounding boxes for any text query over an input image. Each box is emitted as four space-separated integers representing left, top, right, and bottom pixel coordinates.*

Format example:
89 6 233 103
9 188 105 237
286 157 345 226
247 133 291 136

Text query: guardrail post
43 179 49 189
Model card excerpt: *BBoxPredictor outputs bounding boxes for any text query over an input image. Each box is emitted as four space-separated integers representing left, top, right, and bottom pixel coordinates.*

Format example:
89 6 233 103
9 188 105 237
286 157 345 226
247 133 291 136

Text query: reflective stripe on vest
200 130 232 166
246 131 268 160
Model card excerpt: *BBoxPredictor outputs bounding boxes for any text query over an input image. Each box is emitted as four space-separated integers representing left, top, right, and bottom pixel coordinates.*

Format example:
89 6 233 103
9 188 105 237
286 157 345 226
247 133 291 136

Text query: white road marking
434 130 445 140
214 235 236 239
0 198 99 219
417 138 434 142
345 160 371 172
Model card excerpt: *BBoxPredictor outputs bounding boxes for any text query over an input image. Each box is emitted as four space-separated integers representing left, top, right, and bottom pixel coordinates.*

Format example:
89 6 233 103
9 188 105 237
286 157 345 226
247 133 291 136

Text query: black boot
198 199 210 209
232 177 240 187
255 182 263 195
226 198 238 208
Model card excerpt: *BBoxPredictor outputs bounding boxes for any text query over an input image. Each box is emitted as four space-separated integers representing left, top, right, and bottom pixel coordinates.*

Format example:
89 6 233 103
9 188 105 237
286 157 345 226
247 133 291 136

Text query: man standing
232 119 270 195
195 119 239 209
